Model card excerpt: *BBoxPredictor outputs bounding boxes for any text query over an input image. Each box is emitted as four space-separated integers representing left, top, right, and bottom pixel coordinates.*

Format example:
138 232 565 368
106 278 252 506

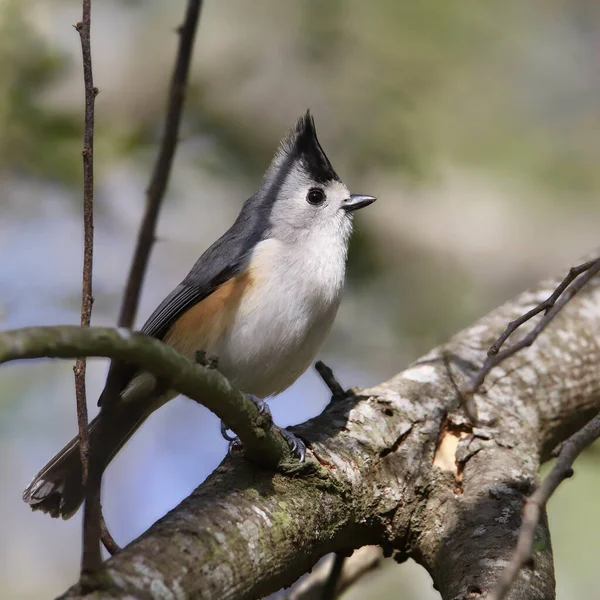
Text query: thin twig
464 258 600 396
74 0 100 574
117 0 203 329
442 351 478 422
100 512 122 555
100 0 203 556
315 361 345 398
487 412 600 600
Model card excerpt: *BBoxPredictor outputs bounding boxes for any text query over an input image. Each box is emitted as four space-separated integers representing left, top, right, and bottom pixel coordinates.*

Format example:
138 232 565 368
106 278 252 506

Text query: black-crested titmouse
23 111 376 519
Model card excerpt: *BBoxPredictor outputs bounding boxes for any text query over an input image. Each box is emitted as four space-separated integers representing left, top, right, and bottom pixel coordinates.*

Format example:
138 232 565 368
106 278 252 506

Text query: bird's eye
306 188 325 205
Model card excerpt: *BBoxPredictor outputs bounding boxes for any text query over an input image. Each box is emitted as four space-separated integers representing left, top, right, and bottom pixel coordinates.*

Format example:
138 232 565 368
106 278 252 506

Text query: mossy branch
50 251 600 600
0 325 291 467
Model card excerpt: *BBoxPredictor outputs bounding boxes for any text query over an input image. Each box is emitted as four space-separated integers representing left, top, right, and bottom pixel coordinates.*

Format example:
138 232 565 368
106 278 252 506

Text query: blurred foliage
2 0 600 196
188 85 275 181
0 1 82 185
1 1 599 599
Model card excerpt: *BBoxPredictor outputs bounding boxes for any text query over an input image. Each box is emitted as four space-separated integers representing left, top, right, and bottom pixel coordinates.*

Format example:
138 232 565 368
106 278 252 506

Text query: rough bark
43 258 600 599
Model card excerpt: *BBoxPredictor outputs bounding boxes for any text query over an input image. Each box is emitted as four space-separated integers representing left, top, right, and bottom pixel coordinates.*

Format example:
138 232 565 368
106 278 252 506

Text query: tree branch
74 0 100 574
100 0 203 556
487 411 600 600
464 257 600 397
314 361 346 399
39 252 600 599
0 326 294 468
455 255 600 598
283 547 383 600
100 513 121 556
312 362 350 598
117 0 203 329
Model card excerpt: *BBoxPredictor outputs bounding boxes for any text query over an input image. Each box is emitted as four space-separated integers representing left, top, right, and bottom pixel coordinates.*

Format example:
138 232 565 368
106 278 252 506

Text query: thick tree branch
488 412 600 600
74 0 100 574
40 252 600 599
0 326 293 468
455 255 600 599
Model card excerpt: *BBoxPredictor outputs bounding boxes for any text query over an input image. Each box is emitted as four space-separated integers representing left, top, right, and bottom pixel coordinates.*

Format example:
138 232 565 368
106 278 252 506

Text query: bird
22 111 376 519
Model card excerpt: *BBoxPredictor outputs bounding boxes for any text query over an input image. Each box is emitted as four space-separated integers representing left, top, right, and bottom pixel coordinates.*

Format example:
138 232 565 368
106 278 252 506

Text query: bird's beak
343 194 376 212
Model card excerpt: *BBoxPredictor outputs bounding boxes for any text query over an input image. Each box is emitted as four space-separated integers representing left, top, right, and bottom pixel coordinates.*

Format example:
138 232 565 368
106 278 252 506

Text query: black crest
280 111 341 184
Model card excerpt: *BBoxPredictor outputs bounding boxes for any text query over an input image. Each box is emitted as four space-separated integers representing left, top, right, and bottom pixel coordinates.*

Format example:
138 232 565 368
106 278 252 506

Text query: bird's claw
228 437 243 453
220 395 272 442
221 395 305 462
279 429 307 462
247 394 272 420
220 421 237 442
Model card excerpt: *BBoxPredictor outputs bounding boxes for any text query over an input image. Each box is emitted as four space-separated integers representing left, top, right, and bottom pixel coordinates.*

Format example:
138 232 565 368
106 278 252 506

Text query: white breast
213 236 347 397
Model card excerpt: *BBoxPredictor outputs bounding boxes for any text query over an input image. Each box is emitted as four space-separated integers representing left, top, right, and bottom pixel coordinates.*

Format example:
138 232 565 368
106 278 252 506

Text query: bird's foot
279 428 307 462
224 427 307 462
220 395 272 442
220 395 305 462
220 421 238 442
247 394 272 419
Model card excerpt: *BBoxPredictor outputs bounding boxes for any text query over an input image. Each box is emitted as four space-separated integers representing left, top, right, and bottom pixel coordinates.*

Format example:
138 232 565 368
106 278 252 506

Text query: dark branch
100 513 122 556
464 257 600 396
488 412 600 600
314 361 346 398
74 0 100 574
117 0 203 329
320 552 346 600
0 326 295 468
283 548 382 600
102 0 203 560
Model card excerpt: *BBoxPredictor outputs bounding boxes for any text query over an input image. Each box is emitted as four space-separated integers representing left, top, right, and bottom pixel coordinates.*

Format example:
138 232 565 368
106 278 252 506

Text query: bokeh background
1 0 599 598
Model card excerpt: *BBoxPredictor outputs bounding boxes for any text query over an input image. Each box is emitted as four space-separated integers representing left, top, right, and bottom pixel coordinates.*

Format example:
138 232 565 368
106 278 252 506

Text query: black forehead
289 111 341 184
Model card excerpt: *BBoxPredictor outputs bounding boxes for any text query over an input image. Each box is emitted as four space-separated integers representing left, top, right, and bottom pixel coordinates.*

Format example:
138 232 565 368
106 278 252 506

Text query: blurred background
0 0 599 598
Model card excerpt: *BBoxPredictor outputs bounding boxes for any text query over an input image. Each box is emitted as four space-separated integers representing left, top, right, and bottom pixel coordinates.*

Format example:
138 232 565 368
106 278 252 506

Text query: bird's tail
22 405 148 519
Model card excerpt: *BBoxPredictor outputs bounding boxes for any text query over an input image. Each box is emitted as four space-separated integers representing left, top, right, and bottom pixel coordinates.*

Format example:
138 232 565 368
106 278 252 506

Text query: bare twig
464 258 600 396
99 0 203 558
117 0 203 329
100 512 122 556
487 412 600 600
283 547 383 600
442 351 478 422
314 361 345 398
74 0 100 574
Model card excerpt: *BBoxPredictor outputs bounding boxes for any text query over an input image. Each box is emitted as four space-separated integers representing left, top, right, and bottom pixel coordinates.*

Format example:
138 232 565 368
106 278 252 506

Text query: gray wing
140 267 235 340
98 267 239 408
98 203 265 408
142 191 270 339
